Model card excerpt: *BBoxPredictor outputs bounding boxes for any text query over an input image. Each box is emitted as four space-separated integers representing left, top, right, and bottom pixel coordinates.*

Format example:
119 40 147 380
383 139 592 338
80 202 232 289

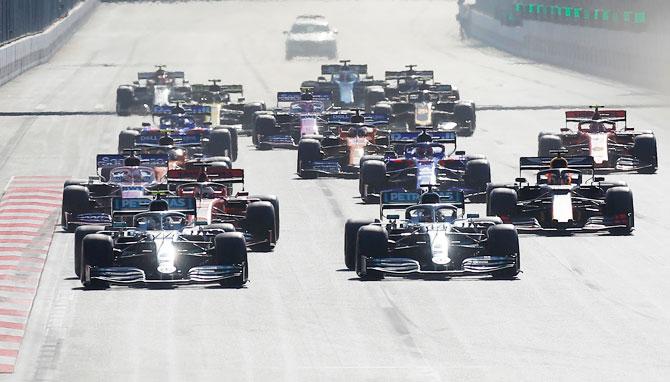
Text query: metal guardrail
0 0 82 45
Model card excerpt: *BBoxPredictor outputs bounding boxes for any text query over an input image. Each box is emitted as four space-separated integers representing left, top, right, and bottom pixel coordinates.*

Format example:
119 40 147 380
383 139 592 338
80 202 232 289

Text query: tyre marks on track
0 176 66 373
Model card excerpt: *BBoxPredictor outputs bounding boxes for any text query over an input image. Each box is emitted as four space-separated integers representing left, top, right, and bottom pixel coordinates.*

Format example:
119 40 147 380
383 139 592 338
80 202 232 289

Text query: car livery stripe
0 176 67 373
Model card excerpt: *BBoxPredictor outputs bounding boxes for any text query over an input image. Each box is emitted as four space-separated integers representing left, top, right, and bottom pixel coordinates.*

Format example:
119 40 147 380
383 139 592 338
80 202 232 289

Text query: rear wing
191 84 244 95
96 154 169 171
326 113 389 125
152 104 211 116
167 168 244 183
276 91 332 103
380 190 465 218
135 133 202 147
385 70 434 81
111 197 197 216
389 131 457 144
519 156 595 171
565 109 627 128
321 64 367 75
138 71 185 80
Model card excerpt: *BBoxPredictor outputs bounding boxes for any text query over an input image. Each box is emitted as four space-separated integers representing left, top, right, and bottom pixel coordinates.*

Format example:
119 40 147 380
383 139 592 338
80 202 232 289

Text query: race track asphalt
0 1 669 381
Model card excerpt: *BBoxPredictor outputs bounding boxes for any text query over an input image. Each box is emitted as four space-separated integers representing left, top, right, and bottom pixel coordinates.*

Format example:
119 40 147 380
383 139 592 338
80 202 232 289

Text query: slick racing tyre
253 114 277 146
604 187 634 235
344 219 374 270
465 159 491 201
116 86 134 116
364 86 386 113
355 225 387 280
62 185 90 232
74 225 104 278
214 233 248 288
81 234 114 289
118 130 139 153
251 195 280 241
360 160 386 203
487 188 517 220
207 129 233 158
245 202 276 252
486 224 520 279
633 134 657 174
538 135 563 157
297 139 322 179
242 102 265 132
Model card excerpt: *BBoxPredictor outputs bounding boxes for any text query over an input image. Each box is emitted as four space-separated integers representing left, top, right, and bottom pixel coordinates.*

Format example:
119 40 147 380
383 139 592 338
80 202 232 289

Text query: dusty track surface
0 1 668 381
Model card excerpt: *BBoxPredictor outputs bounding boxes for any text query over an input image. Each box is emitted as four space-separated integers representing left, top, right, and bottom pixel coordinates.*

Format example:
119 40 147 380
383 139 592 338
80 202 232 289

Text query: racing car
300 60 386 108
168 164 280 252
75 198 248 288
119 104 237 162
296 111 391 178
187 80 266 133
285 15 337 60
486 152 635 234
344 189 520 280
372 88 476 135
359 129 491 203
116 65 190 116
538 106 657 173
252 91 332 150
61 153 168 232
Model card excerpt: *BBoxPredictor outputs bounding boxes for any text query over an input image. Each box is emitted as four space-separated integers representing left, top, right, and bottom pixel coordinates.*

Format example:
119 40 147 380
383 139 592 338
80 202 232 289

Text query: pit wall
0 1 99 87
464 8 668 90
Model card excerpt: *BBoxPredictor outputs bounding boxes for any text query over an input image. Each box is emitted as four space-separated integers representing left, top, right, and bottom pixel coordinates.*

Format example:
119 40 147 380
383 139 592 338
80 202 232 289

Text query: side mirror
387 214 400 220
455 150 466 156
515 177 527 184
195 221 208 226
594 176 605 182
112 221 127 228
466 213 480 219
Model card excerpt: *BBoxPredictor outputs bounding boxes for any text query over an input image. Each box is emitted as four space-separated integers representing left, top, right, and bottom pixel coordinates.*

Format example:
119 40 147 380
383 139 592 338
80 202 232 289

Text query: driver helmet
588 122 605 133
420 192 440 204
549 156 568 169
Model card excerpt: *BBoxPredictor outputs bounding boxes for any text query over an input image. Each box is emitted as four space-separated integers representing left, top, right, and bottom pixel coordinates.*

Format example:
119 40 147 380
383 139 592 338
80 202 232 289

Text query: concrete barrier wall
465 8 669 90
0 1 99 87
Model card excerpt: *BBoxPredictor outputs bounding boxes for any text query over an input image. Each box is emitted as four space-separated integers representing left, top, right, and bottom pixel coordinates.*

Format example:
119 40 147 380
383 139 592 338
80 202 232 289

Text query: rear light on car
612 213 629 225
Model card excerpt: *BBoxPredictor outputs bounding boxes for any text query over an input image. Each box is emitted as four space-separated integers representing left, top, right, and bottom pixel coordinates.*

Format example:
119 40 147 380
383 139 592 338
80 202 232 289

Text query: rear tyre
538 135 563 157
344 219 374 270
74 225 104 278
633 134 657 174
251 195 280 241
62 185 90 232
245 202 276 252
297 139 322 179
604 187 634 235
214 233 248 288
242 102 265 132
118 130 139 153
464 159 491 202
486 224 520 279
355 225 387 280
207 129 233 158
360 160 387 203
487 188 517 220
254 115 277 146
81 234 113 289
453 103 475 126
116 86 134 116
